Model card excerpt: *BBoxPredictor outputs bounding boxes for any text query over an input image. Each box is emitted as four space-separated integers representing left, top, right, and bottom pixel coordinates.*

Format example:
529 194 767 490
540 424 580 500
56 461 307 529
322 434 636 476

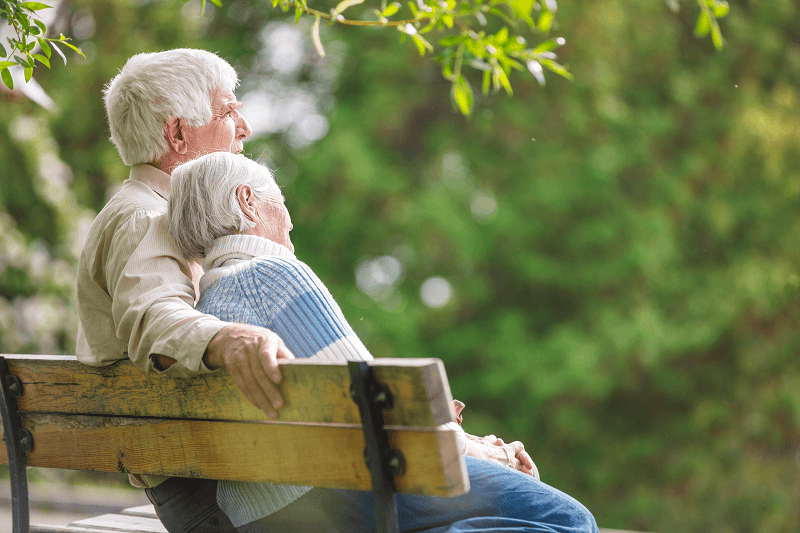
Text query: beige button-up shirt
76 164 229 488
76 164 226 376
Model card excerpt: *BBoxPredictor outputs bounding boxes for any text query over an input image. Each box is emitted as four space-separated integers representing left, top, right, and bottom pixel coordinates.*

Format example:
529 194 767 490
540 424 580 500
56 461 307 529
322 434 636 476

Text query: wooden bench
0 354 467 533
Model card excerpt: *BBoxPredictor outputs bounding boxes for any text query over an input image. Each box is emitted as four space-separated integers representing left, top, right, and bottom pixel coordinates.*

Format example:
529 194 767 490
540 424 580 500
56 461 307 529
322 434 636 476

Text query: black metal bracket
349 361 405 533
0 357 32 533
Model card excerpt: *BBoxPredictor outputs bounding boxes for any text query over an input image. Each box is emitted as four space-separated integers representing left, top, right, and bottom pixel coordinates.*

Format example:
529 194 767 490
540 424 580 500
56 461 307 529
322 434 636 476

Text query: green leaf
494 66 512 95
1 67 13 90
710 22 724 50
34 18 46 33
494 27 509 45
209 0 222 6
58 39 85 58
30 26 40 36
200 0 206 14
442 61 452 79
440 35 465 47
295 2 303 23
24 66 32 82
18 12 31 32
331 0 364 19
489 7 521 28
407 1 418 18
451 75 473 116
712 0 729 18
0 43 6 58
33 53 49 68
312 14 325 56
37 38 51 58
382 2 400 17
50 41 66 65
482 69 490 95
20 2 51 11
695 11 711 37
0 61 15 68
537 10 554 32
539 58 573 79
14 55 31 67
507 0 536 27
411 33 433 56
533 39 558 53
441 13 453 28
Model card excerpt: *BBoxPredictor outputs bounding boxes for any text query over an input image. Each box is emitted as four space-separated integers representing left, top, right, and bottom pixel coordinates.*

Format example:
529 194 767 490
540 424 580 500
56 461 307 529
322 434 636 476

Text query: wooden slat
0 413 469 497
68 514 167 533
2 355 454 427
119 505 158 518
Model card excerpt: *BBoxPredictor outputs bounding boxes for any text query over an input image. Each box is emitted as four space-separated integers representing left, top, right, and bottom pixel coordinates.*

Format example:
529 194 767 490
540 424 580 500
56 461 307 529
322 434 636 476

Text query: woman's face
253 183 294 252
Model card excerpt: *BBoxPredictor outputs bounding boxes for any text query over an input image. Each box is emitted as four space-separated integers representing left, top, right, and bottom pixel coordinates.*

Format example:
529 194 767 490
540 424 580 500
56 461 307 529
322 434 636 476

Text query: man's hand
204 323 295 418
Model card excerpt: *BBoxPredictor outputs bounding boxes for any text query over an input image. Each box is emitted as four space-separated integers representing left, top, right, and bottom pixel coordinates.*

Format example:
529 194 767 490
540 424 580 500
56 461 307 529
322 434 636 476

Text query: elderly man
76 49 292 533
166 151 599 533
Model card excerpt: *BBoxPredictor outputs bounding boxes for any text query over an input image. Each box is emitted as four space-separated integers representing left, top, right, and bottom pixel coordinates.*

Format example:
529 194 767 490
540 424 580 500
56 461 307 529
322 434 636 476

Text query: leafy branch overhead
276 0 730 116
0 0 84 90
2 0 729 116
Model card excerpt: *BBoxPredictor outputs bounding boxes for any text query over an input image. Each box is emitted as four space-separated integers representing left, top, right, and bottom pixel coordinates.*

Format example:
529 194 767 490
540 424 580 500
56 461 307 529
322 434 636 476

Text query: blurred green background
1 0 799 531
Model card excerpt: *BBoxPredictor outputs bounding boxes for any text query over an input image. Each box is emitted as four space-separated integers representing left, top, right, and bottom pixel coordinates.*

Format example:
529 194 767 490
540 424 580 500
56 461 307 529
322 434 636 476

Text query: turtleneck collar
203 234 296 272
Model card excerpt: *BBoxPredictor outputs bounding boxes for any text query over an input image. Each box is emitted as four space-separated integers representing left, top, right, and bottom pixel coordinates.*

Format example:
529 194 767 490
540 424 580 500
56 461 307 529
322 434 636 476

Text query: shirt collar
203 234 296 271
129 164 171 199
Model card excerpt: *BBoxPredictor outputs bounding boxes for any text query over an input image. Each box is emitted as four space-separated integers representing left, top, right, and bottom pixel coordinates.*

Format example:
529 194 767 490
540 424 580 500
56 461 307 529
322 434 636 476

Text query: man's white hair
104 49 239 166
168 152 274 259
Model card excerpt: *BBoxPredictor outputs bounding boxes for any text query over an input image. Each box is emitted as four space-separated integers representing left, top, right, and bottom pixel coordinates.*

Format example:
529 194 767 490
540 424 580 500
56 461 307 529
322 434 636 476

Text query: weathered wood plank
68 514 167 533
0 413 469 497
118 505 158 518
1 355 454 427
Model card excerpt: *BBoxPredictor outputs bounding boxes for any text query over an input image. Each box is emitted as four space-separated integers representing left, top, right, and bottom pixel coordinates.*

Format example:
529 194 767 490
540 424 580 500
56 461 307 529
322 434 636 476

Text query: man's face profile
182 87 252 156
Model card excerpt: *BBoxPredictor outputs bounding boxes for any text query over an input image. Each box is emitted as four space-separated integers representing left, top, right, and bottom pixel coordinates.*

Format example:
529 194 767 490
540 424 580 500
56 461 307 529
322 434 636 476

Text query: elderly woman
168 152 599 533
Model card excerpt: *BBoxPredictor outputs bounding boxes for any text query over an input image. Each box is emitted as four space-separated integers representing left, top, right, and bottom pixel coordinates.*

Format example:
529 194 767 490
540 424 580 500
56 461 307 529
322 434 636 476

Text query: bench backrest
0 355 468 497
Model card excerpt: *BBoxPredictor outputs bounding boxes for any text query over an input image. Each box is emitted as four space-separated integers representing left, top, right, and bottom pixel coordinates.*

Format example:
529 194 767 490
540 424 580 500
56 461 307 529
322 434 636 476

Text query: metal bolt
350 387 357 400
389 457 400 469
374 391 387 404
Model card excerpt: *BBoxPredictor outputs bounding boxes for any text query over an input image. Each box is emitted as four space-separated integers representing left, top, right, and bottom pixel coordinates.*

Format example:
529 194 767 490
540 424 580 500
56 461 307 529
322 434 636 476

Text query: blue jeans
237 456 599 533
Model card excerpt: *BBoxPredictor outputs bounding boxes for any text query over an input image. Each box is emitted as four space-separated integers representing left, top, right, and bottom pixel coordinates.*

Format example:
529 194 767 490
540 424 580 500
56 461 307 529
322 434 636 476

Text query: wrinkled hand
205 323 295 418
481 435 539 479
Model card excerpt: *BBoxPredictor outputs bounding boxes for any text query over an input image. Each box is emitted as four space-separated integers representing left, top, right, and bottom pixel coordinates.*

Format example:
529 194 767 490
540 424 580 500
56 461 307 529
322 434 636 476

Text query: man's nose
236 112 253 140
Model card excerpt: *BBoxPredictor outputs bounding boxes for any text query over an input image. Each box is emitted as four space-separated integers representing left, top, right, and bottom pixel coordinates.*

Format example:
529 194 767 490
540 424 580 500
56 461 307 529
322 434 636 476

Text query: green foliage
2 0 729 115
0 0 84 89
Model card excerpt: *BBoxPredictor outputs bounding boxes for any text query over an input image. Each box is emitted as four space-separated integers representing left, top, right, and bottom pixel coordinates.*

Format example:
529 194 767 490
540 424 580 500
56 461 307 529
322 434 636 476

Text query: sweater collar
203 234 296 271
129 164 171 199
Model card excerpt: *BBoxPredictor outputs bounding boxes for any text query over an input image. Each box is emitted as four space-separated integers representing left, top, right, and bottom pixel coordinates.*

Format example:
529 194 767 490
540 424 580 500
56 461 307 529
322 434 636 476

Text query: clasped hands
453 400 539 479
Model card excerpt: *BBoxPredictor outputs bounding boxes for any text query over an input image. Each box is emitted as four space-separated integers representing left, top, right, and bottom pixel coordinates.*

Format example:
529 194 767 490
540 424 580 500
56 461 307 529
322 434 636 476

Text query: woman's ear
236 183 258 222
164 117 189 155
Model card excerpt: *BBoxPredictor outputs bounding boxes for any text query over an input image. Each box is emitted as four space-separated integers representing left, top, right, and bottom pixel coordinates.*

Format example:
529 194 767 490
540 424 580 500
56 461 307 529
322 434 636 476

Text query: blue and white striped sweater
197 234 372 527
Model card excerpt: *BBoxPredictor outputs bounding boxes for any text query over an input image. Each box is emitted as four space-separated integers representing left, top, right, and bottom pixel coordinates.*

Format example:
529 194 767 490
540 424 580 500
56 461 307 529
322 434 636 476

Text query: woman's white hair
169 152 274 259
104 49 239 166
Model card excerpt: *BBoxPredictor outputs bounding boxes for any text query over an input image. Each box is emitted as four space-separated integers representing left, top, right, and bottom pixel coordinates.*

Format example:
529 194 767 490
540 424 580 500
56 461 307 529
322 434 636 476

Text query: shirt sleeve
443 422 469 455
106 212 226 376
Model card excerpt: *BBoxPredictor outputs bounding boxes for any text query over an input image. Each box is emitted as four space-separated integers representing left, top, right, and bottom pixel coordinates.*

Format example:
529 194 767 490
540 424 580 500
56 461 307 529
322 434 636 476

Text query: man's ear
236 184 258 222
164 116 189 155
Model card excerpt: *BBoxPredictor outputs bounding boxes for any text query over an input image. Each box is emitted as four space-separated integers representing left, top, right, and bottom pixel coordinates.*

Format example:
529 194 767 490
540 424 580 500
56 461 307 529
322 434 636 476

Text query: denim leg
328 456 598 533
236 456 598 533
